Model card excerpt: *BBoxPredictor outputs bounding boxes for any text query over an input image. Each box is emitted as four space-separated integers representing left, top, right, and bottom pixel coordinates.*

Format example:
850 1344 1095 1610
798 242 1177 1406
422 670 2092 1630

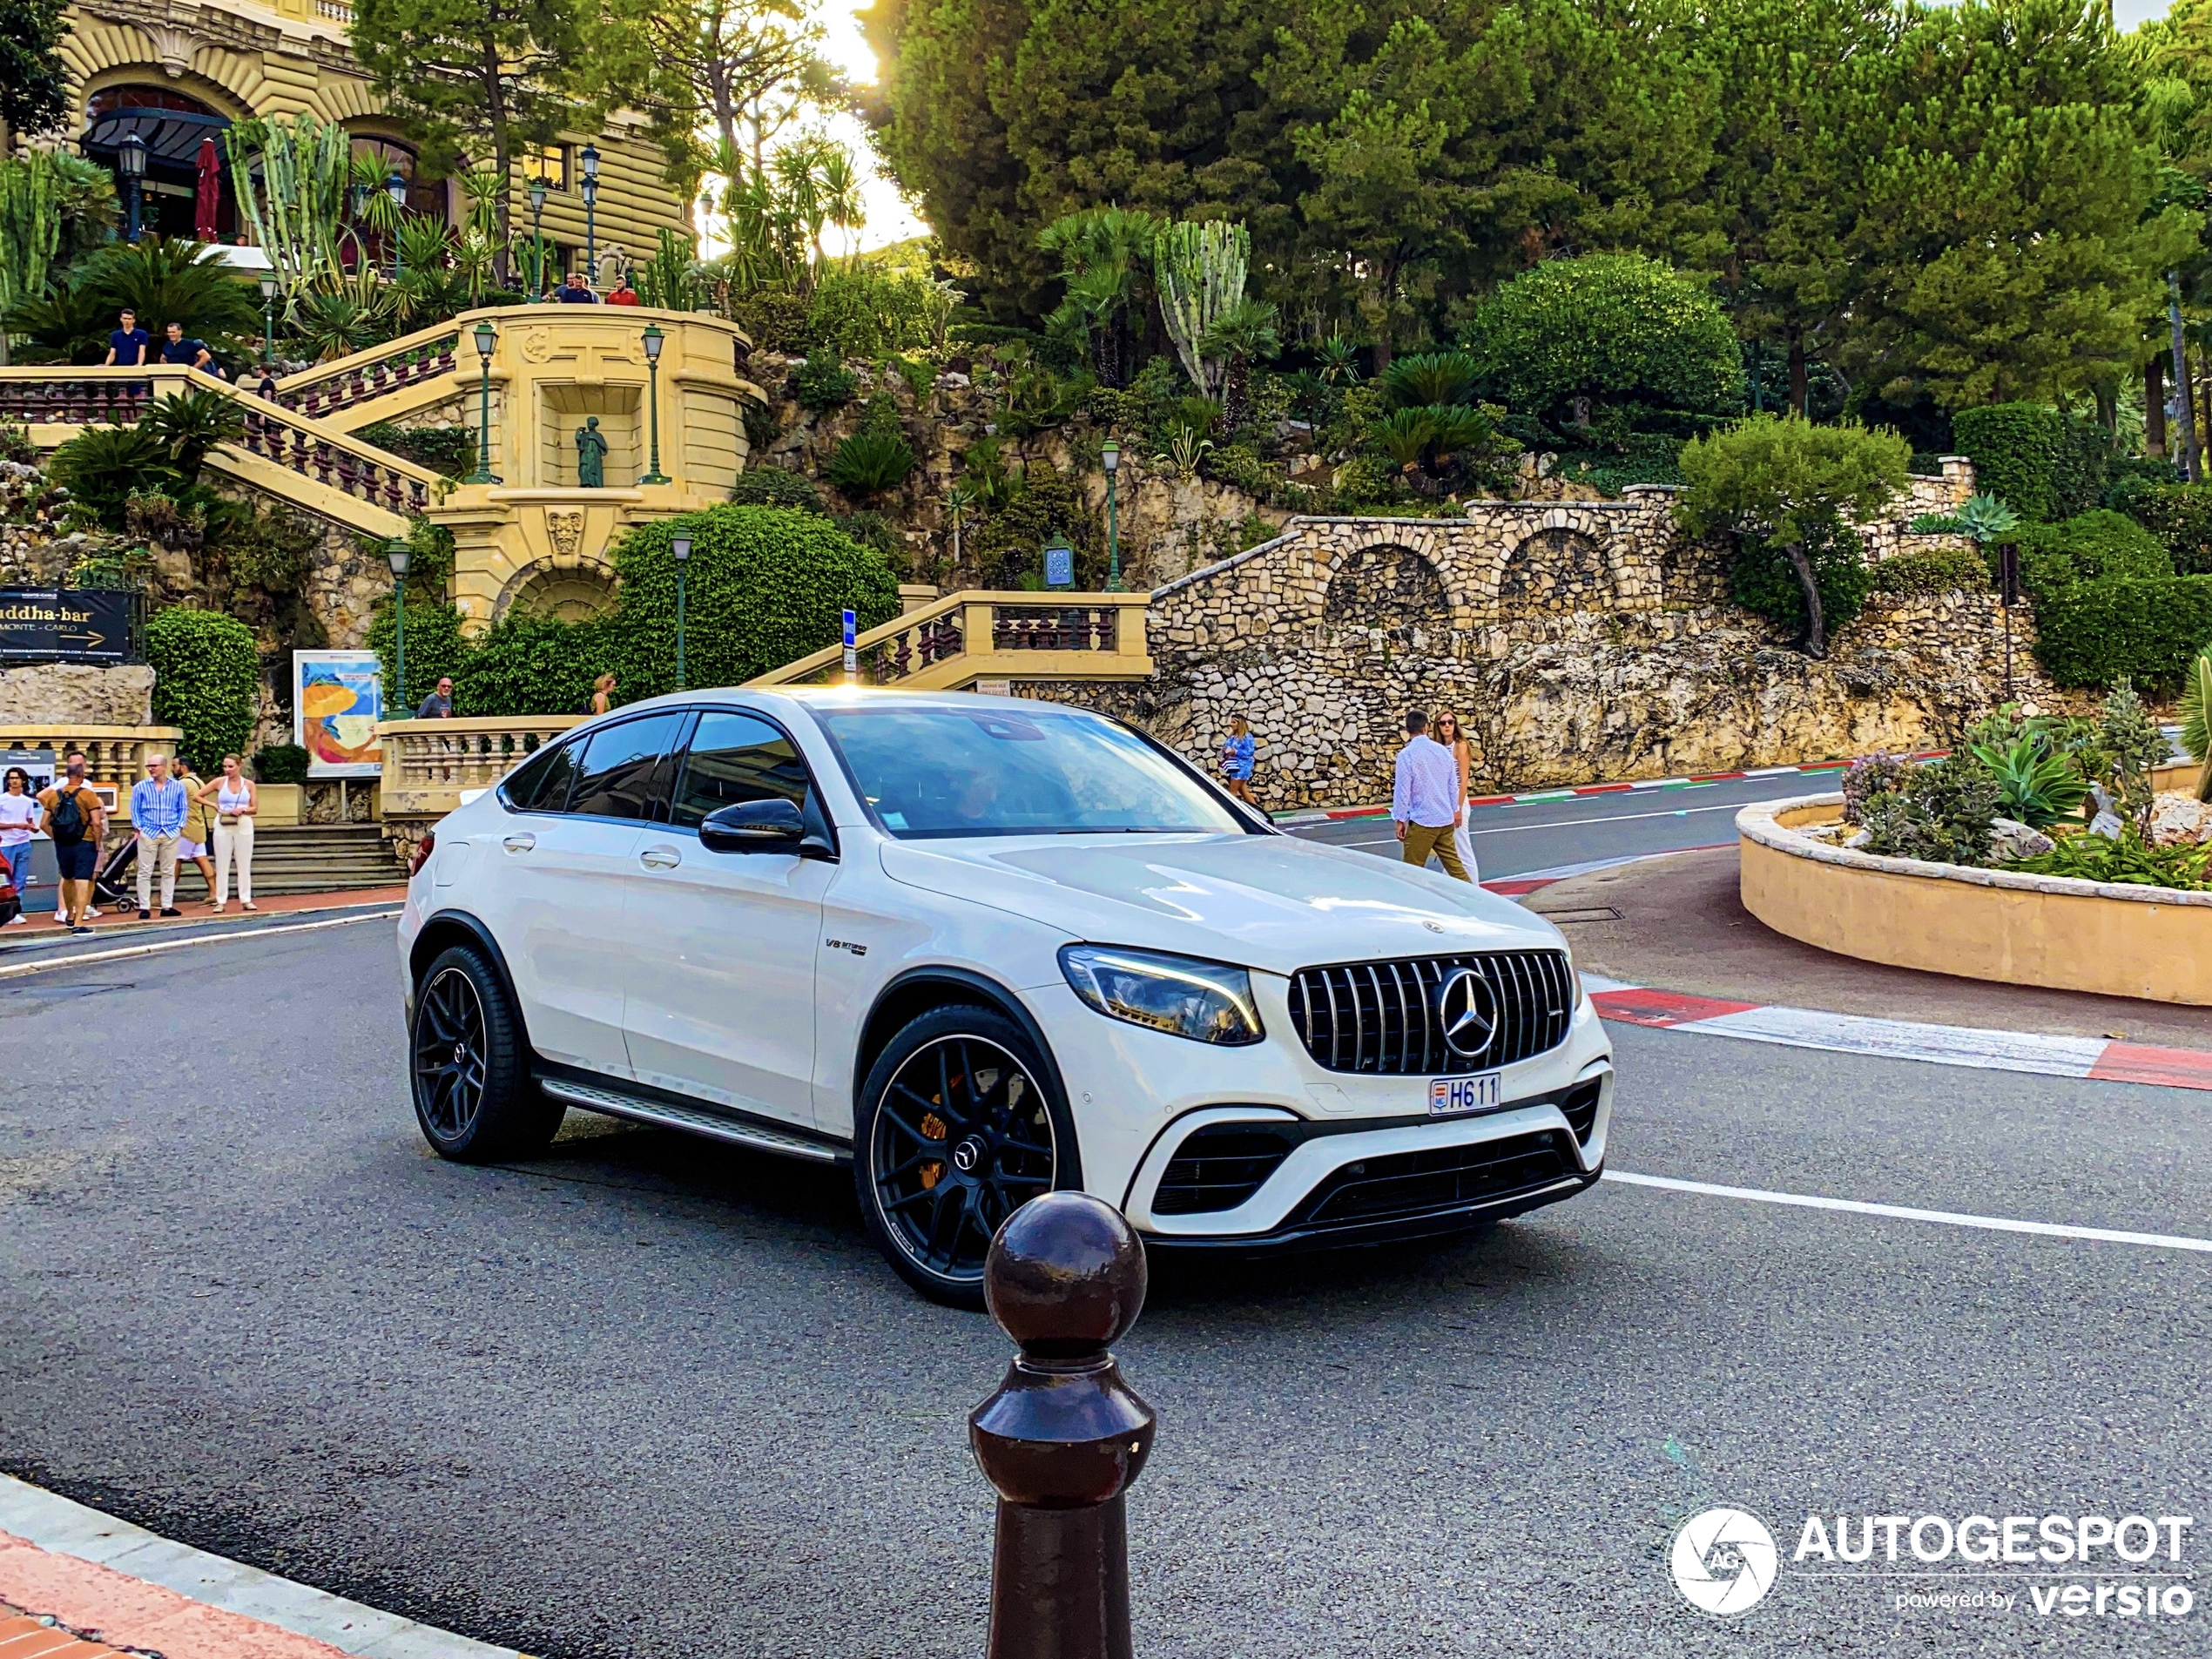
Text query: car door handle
502 833 535 853
639 845 682 869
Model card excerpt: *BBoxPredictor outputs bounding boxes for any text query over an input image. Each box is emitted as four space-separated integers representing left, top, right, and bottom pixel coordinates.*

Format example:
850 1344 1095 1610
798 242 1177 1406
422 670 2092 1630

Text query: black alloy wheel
857 1005 1069 1306
408 943 563 1162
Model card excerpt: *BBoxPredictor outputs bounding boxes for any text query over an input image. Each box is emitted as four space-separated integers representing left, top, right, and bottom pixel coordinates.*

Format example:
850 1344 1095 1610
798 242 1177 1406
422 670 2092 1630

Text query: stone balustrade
752 590 1153 691
376 715 584 838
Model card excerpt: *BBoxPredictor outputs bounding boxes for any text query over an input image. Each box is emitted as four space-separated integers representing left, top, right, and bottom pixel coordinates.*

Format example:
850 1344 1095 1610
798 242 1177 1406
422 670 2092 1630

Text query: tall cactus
226 113 352 314
0 153 64 367
1154 219 1249 398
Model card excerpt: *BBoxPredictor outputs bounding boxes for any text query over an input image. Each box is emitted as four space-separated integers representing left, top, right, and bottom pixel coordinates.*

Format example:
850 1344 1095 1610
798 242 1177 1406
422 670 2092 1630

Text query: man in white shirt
1392 710 1472 881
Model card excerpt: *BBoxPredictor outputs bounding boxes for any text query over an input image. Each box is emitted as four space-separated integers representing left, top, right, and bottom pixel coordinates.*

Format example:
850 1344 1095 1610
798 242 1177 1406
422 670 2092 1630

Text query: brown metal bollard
969 1191 1157 1659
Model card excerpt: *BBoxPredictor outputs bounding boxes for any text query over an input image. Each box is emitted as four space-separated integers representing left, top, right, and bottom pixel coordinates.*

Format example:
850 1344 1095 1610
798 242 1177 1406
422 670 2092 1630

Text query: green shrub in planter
146 607 260 772
251 743 311 784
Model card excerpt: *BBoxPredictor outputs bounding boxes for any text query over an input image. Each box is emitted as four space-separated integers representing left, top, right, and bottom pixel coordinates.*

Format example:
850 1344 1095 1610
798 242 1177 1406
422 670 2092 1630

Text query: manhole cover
1535 907 1622 925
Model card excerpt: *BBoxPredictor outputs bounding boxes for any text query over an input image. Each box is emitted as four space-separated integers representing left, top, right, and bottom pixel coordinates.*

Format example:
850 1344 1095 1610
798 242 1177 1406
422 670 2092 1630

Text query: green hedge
1952 402 2114 522
146 607 260 772
367 597 469 711
1866 545 1989 597
250 743 310 784
2105 476 2212 575
357 422 478 478
608 505 899 698
2031 575 2212 691
2011 510 2172 597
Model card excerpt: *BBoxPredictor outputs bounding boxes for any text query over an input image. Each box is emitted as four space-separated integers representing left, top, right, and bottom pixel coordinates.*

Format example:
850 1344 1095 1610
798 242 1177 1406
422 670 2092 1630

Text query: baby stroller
91 836 138 908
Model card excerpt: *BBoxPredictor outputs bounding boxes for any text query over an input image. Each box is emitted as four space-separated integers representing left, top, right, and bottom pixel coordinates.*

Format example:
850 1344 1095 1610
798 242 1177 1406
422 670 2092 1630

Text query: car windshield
813 704 1249 839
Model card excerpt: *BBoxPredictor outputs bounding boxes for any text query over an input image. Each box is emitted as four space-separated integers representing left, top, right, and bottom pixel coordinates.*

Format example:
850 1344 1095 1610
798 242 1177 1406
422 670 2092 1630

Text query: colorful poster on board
293 651 384 778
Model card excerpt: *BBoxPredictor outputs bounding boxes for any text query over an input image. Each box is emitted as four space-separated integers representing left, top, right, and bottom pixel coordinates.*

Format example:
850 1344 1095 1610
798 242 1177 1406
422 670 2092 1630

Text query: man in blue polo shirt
160 320 219 376
556 271 598 303
105 309 150 366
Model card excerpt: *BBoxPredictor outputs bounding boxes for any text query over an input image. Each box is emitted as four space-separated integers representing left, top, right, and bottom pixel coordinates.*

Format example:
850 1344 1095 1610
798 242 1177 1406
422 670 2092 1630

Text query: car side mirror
699 798 806 853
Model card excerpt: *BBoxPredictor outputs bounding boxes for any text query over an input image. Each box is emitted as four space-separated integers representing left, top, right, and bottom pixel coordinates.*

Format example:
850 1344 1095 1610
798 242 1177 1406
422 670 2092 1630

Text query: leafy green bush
793 354 859 412
1858 754 2003 867
2004 831 2212 890
358 422 477 477
732 288 810 354
461 616 615 717
728 467 826 512
1841 753 1906 824
1460 253 1743 422
49 425 178 527
1204 442 1275 498
1951 403 2115 523
2106 476 2212 575
1866 546 1989 597
146 607 260 772
1729 515 1873 639
2030 576 2212 691
969 462 1090 588
804 267 954 360
606 505 899 697
368 597 469 711
826 428 917 496
250 743 311 785
2011 510 2172 597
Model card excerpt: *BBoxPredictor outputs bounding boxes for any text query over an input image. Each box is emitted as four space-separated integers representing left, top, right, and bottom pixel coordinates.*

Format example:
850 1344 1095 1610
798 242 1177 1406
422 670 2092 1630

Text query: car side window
569 713 685 821
670 711 813 829
501 737 583 813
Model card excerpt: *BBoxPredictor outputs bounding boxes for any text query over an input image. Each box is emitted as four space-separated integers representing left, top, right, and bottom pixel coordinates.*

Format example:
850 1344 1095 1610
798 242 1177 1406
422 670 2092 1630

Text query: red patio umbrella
194 137 220 241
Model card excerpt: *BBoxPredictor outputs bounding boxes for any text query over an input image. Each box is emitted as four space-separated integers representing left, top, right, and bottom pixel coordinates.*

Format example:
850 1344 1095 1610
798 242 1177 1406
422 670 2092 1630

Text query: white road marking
1342 799 1750 846
1603 1170 2212 1254
0 909 401 981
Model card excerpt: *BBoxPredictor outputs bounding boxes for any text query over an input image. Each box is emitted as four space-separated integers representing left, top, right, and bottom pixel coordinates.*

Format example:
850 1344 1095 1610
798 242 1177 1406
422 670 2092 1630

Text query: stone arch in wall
1496 525 1613 618
493 556 618 625
1321 543 1452 653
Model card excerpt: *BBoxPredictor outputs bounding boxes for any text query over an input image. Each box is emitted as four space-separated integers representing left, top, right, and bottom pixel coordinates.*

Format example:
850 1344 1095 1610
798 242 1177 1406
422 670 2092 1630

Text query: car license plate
1429 1070 1503 1116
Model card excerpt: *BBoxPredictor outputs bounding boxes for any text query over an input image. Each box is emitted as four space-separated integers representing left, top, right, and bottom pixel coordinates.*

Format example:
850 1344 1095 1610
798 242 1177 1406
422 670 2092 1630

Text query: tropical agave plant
1910 492 2021 545
962 438 1021 510
1316 329 1361 386
293 288 388 362
1157 425 1214 483
2180 646 2212 803
1381 351 1480 410
1969 732 2090 829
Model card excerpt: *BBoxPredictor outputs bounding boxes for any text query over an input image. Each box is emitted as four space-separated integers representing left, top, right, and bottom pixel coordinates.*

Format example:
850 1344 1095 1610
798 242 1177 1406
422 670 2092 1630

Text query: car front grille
1287 950 1575 1075
1559 1077 1602 1144
1153 1124 1295 1215
1291 1130 1575 1227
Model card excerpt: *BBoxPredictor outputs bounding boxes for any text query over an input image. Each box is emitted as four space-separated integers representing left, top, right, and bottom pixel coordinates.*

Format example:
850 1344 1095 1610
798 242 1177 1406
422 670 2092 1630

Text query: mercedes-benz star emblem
1434 968 1498 1061
952 1137 983 1173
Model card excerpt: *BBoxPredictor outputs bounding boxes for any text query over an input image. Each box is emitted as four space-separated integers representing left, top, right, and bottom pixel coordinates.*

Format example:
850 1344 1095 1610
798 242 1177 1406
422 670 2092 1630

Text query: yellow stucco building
50 0 687 282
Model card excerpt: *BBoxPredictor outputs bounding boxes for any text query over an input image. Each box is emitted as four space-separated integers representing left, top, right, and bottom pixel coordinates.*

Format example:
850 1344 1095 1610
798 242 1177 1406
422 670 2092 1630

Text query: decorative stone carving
142 20 198 76
544 510 583 562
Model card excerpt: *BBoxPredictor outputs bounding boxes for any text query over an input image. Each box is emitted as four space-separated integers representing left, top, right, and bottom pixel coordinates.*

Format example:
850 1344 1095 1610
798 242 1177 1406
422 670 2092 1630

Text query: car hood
878 832 1562 976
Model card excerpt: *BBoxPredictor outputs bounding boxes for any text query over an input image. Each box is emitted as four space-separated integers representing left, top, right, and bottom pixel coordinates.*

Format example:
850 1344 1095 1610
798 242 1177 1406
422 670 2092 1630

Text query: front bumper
1024 974 1613 1248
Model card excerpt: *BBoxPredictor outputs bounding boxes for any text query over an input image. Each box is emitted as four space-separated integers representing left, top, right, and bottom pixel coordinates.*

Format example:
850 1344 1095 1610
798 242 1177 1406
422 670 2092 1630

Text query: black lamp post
258 270 279 368
388 537 412 711
386 171 408 280
671 533 691 691
580 144 600 289
467 320 500 483
118 132 147 243
1101 438 1123 591
528 179 548 300
640 323 671 485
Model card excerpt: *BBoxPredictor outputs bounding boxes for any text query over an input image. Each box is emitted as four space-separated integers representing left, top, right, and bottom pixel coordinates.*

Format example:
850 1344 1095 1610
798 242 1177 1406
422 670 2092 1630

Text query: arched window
1497 527 1612 617
83 85 238 241
1323 543 1452 653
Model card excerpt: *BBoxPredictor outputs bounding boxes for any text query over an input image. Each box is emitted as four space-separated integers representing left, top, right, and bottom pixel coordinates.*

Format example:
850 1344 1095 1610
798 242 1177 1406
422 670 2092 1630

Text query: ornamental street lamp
1101 438 1124 591
258 270 279 368
118 133 147 243
580 144 600 290
639 324 671 485
527 179 549 300
467 320 500 484
388 537 412 711
386 171 408 280
671 533 692 691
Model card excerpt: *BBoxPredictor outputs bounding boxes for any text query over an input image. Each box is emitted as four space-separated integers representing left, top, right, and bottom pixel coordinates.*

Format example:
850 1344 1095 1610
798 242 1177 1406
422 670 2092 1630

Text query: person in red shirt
606 278 640 306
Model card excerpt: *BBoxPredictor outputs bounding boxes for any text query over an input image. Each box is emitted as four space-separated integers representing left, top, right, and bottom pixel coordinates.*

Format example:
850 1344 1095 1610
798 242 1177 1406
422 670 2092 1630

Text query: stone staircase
162 823 407 901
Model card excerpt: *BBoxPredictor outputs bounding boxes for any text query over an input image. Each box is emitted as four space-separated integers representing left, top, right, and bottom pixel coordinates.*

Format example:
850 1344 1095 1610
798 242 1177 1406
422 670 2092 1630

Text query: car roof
610 686 1087 718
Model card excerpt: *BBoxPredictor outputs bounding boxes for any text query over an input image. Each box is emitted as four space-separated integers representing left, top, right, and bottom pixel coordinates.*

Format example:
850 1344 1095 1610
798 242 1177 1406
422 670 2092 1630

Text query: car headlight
1059 944 1264 1045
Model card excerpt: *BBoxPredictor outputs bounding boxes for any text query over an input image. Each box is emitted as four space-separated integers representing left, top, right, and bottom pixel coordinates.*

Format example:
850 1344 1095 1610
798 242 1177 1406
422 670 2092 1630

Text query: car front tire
409 944 563 1163
854 1003 1076 1308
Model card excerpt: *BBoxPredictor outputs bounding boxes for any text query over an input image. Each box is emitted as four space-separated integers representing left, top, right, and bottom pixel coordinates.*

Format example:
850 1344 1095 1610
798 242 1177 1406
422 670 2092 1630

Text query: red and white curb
0 1474 518 1659
1273 754 1948 825
1581 975 2212 1093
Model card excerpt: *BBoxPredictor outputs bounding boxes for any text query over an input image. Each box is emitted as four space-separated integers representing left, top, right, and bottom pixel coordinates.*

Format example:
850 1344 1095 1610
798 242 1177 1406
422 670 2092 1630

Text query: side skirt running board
539 1076 847 1165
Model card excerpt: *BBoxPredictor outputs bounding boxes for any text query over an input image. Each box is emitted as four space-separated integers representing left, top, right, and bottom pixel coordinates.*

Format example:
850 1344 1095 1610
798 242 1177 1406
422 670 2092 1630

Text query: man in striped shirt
1392 710 1472 881
130 754 189 919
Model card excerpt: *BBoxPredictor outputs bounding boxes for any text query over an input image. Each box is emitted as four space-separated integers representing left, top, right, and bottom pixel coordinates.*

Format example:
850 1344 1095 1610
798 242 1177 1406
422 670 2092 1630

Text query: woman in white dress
1431 709 1480 886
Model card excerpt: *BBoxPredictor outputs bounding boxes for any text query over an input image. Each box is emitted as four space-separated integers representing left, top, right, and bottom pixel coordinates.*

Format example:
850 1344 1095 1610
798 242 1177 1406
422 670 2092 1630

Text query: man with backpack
38 751 107 934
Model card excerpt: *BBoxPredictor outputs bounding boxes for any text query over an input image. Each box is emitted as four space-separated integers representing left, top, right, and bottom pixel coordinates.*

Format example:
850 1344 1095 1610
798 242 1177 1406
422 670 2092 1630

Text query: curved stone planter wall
1738 795 2212 1006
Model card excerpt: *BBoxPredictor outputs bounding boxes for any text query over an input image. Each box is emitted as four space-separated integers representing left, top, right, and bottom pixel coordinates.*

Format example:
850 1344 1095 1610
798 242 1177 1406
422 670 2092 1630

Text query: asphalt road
3 907 2206 1657
1283 770 1833 880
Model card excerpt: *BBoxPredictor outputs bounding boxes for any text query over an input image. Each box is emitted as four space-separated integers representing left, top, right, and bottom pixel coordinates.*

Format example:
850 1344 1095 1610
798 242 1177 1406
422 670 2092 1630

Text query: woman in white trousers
1432 709 1480 885
202 753 258 912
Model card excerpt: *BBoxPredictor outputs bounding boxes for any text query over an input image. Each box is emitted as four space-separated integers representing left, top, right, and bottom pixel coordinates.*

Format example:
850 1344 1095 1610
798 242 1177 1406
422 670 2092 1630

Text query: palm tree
1203 299 1280 432
1040 206 1164 388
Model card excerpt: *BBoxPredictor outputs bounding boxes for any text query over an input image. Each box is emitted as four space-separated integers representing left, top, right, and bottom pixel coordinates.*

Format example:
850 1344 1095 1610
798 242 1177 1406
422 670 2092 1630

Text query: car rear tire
409 944 563 1162
854 1003 1075 1309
